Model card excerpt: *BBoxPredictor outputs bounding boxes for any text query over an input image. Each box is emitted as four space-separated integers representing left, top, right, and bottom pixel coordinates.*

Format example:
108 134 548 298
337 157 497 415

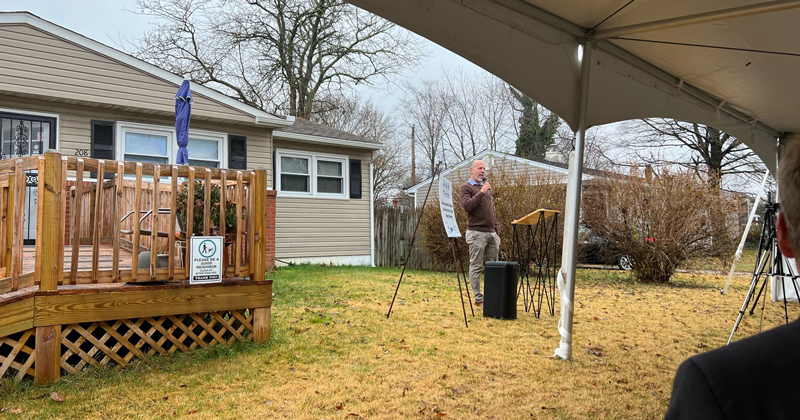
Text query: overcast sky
2 0 486 112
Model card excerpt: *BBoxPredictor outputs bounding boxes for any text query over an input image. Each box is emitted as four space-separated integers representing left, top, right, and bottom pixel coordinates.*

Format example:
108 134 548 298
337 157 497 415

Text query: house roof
0 12 291 129
273 117 385 151
405 150 603 194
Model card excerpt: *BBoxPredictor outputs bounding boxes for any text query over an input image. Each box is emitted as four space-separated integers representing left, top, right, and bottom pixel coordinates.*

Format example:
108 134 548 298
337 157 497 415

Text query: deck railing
0 150 270 295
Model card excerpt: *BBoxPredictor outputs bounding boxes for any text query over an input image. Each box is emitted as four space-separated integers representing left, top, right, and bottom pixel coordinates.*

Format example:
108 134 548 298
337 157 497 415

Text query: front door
0 112 57 244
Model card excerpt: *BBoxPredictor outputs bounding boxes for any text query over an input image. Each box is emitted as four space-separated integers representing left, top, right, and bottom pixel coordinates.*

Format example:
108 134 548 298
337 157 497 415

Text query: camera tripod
728 196 800 344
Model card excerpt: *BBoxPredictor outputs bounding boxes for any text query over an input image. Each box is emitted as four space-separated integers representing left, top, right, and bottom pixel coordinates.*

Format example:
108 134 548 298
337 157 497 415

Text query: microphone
482 177 490 191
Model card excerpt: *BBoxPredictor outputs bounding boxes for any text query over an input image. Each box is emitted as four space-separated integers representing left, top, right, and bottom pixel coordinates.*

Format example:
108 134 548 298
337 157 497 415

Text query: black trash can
483 261 519 319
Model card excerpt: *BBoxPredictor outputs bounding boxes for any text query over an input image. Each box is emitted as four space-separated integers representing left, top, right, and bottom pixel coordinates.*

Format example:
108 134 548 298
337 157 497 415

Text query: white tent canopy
347 0 800 358
346 0 800 173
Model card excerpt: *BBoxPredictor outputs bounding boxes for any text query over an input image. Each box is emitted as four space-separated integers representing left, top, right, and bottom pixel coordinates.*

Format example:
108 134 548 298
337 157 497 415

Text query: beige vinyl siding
0 25 250 123
273 140 371 259
0 94 272 169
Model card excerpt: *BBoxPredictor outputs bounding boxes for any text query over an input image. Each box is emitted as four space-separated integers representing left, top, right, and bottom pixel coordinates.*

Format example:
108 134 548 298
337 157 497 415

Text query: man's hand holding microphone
480 177 491 194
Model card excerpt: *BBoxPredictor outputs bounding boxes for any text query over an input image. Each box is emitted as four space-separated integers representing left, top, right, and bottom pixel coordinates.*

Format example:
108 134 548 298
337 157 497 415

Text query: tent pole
554 37 592 360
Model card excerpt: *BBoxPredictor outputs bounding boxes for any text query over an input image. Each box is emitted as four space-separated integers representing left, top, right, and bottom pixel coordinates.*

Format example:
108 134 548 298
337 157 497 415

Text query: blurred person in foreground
459 159 500 308
664 139 800 420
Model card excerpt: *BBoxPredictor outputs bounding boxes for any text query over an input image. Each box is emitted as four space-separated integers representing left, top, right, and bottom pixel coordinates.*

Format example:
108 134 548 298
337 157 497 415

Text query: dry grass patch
0 265 795 419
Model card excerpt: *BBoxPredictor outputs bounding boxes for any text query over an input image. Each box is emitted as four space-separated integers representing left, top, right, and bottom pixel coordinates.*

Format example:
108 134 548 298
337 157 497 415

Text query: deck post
35 149 63 384
252 169 267 282
252 307 271 343
34 326 61 385
251 169 270 342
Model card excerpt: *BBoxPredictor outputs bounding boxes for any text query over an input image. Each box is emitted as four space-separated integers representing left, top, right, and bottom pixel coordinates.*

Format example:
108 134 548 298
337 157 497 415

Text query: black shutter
349 159 362 199
91 120 114 179
228 135 247 169
272 150 277 190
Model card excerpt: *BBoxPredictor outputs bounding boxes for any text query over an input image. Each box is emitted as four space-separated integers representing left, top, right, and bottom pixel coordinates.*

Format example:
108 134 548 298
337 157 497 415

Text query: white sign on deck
189 236 224 284
439 177 462 238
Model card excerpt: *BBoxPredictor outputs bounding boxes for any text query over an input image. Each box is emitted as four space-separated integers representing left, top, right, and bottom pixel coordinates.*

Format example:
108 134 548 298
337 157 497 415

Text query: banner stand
386 163 473 327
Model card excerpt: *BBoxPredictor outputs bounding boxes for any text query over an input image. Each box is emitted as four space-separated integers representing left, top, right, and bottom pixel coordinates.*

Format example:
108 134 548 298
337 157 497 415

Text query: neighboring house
0 12 382 266
405 150 601 207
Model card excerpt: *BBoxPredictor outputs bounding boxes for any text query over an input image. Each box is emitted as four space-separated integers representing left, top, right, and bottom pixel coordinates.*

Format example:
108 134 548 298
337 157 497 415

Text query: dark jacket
664 319 800 420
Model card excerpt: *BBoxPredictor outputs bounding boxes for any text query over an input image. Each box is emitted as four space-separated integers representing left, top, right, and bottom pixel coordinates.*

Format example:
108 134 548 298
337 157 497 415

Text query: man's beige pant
465 229 499 303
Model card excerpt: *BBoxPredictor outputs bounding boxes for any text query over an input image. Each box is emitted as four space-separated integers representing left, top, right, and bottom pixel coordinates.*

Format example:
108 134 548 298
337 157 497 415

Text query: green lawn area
0 264 794 419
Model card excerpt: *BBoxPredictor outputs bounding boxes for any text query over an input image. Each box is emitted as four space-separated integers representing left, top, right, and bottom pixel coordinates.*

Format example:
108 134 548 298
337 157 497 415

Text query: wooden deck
22 244 144 273
0 153 273 384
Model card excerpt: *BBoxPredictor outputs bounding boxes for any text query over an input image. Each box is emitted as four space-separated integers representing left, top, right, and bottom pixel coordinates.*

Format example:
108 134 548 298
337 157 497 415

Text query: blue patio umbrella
175 80 193 165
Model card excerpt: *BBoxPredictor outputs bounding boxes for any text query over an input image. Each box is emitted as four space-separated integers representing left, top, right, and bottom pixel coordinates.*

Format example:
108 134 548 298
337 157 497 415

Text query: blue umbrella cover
175 80 193 165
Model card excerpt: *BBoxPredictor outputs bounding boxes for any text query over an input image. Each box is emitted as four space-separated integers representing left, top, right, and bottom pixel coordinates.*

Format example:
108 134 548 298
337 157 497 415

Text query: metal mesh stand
512 209 561 318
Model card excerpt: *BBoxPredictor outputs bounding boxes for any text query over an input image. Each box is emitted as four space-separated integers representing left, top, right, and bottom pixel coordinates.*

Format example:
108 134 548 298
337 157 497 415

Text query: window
281 155 310 192
276 150 348 198
124 132 169 164
187 134 224 168
116 122 225 167
317 159 344 194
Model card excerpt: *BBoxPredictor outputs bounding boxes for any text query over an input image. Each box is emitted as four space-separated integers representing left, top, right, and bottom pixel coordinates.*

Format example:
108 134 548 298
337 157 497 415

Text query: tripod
728 197 800 344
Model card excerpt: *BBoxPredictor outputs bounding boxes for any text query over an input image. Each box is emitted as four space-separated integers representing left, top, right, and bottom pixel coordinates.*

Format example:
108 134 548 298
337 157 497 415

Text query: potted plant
176 180 238 236
176 180 241 267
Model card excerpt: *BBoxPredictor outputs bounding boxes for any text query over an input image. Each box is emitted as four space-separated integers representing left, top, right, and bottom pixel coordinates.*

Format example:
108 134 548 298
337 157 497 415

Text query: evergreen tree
511 89 560 160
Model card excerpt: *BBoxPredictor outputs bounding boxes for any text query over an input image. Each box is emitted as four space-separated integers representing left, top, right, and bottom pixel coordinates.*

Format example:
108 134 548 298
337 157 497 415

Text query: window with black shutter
228 135 247 169
91 120 115 179
349 159 362 199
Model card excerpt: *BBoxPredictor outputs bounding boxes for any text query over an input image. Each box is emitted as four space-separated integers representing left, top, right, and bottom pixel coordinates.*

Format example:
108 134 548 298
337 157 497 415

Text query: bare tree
440 71 517 161
549 126 615 170
131 0 425 117
478 76 518 153
370 139 408 206
621 118 766 189
401 80 450 179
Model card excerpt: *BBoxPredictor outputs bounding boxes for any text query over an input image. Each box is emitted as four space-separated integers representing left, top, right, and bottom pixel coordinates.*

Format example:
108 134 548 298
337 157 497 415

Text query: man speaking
459 160 500 308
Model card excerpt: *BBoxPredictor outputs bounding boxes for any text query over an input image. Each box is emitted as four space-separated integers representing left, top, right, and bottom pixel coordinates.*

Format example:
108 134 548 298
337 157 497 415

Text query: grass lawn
681 248 760 273
0 264 795 419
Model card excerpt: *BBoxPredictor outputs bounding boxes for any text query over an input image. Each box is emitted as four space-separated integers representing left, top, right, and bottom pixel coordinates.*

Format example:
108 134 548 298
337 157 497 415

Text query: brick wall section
265 190 277 271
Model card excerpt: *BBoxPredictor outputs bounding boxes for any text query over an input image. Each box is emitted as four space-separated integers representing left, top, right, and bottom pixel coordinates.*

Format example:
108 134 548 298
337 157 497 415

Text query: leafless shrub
582 170 738 283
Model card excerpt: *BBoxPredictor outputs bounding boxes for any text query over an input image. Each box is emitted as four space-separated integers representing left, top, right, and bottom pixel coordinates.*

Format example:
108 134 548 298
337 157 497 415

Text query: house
0 12 381 266
405 150 601 207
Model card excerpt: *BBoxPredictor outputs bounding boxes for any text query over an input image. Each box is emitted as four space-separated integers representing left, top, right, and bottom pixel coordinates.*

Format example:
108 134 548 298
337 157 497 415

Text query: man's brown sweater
459 181 498 234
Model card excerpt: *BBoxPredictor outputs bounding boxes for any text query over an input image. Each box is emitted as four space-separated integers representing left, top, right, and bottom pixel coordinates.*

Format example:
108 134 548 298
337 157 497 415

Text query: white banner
439 177 462 238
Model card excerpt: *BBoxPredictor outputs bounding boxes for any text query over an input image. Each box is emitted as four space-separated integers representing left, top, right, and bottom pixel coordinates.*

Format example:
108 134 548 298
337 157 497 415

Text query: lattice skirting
0 309 254 380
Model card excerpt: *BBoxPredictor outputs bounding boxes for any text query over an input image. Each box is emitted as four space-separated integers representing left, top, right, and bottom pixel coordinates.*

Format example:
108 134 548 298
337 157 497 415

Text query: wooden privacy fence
374 205 438 270
0 150 273 385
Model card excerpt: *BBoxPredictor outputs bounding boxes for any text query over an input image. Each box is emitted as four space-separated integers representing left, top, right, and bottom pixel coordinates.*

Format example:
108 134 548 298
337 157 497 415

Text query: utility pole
411 124 416 185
